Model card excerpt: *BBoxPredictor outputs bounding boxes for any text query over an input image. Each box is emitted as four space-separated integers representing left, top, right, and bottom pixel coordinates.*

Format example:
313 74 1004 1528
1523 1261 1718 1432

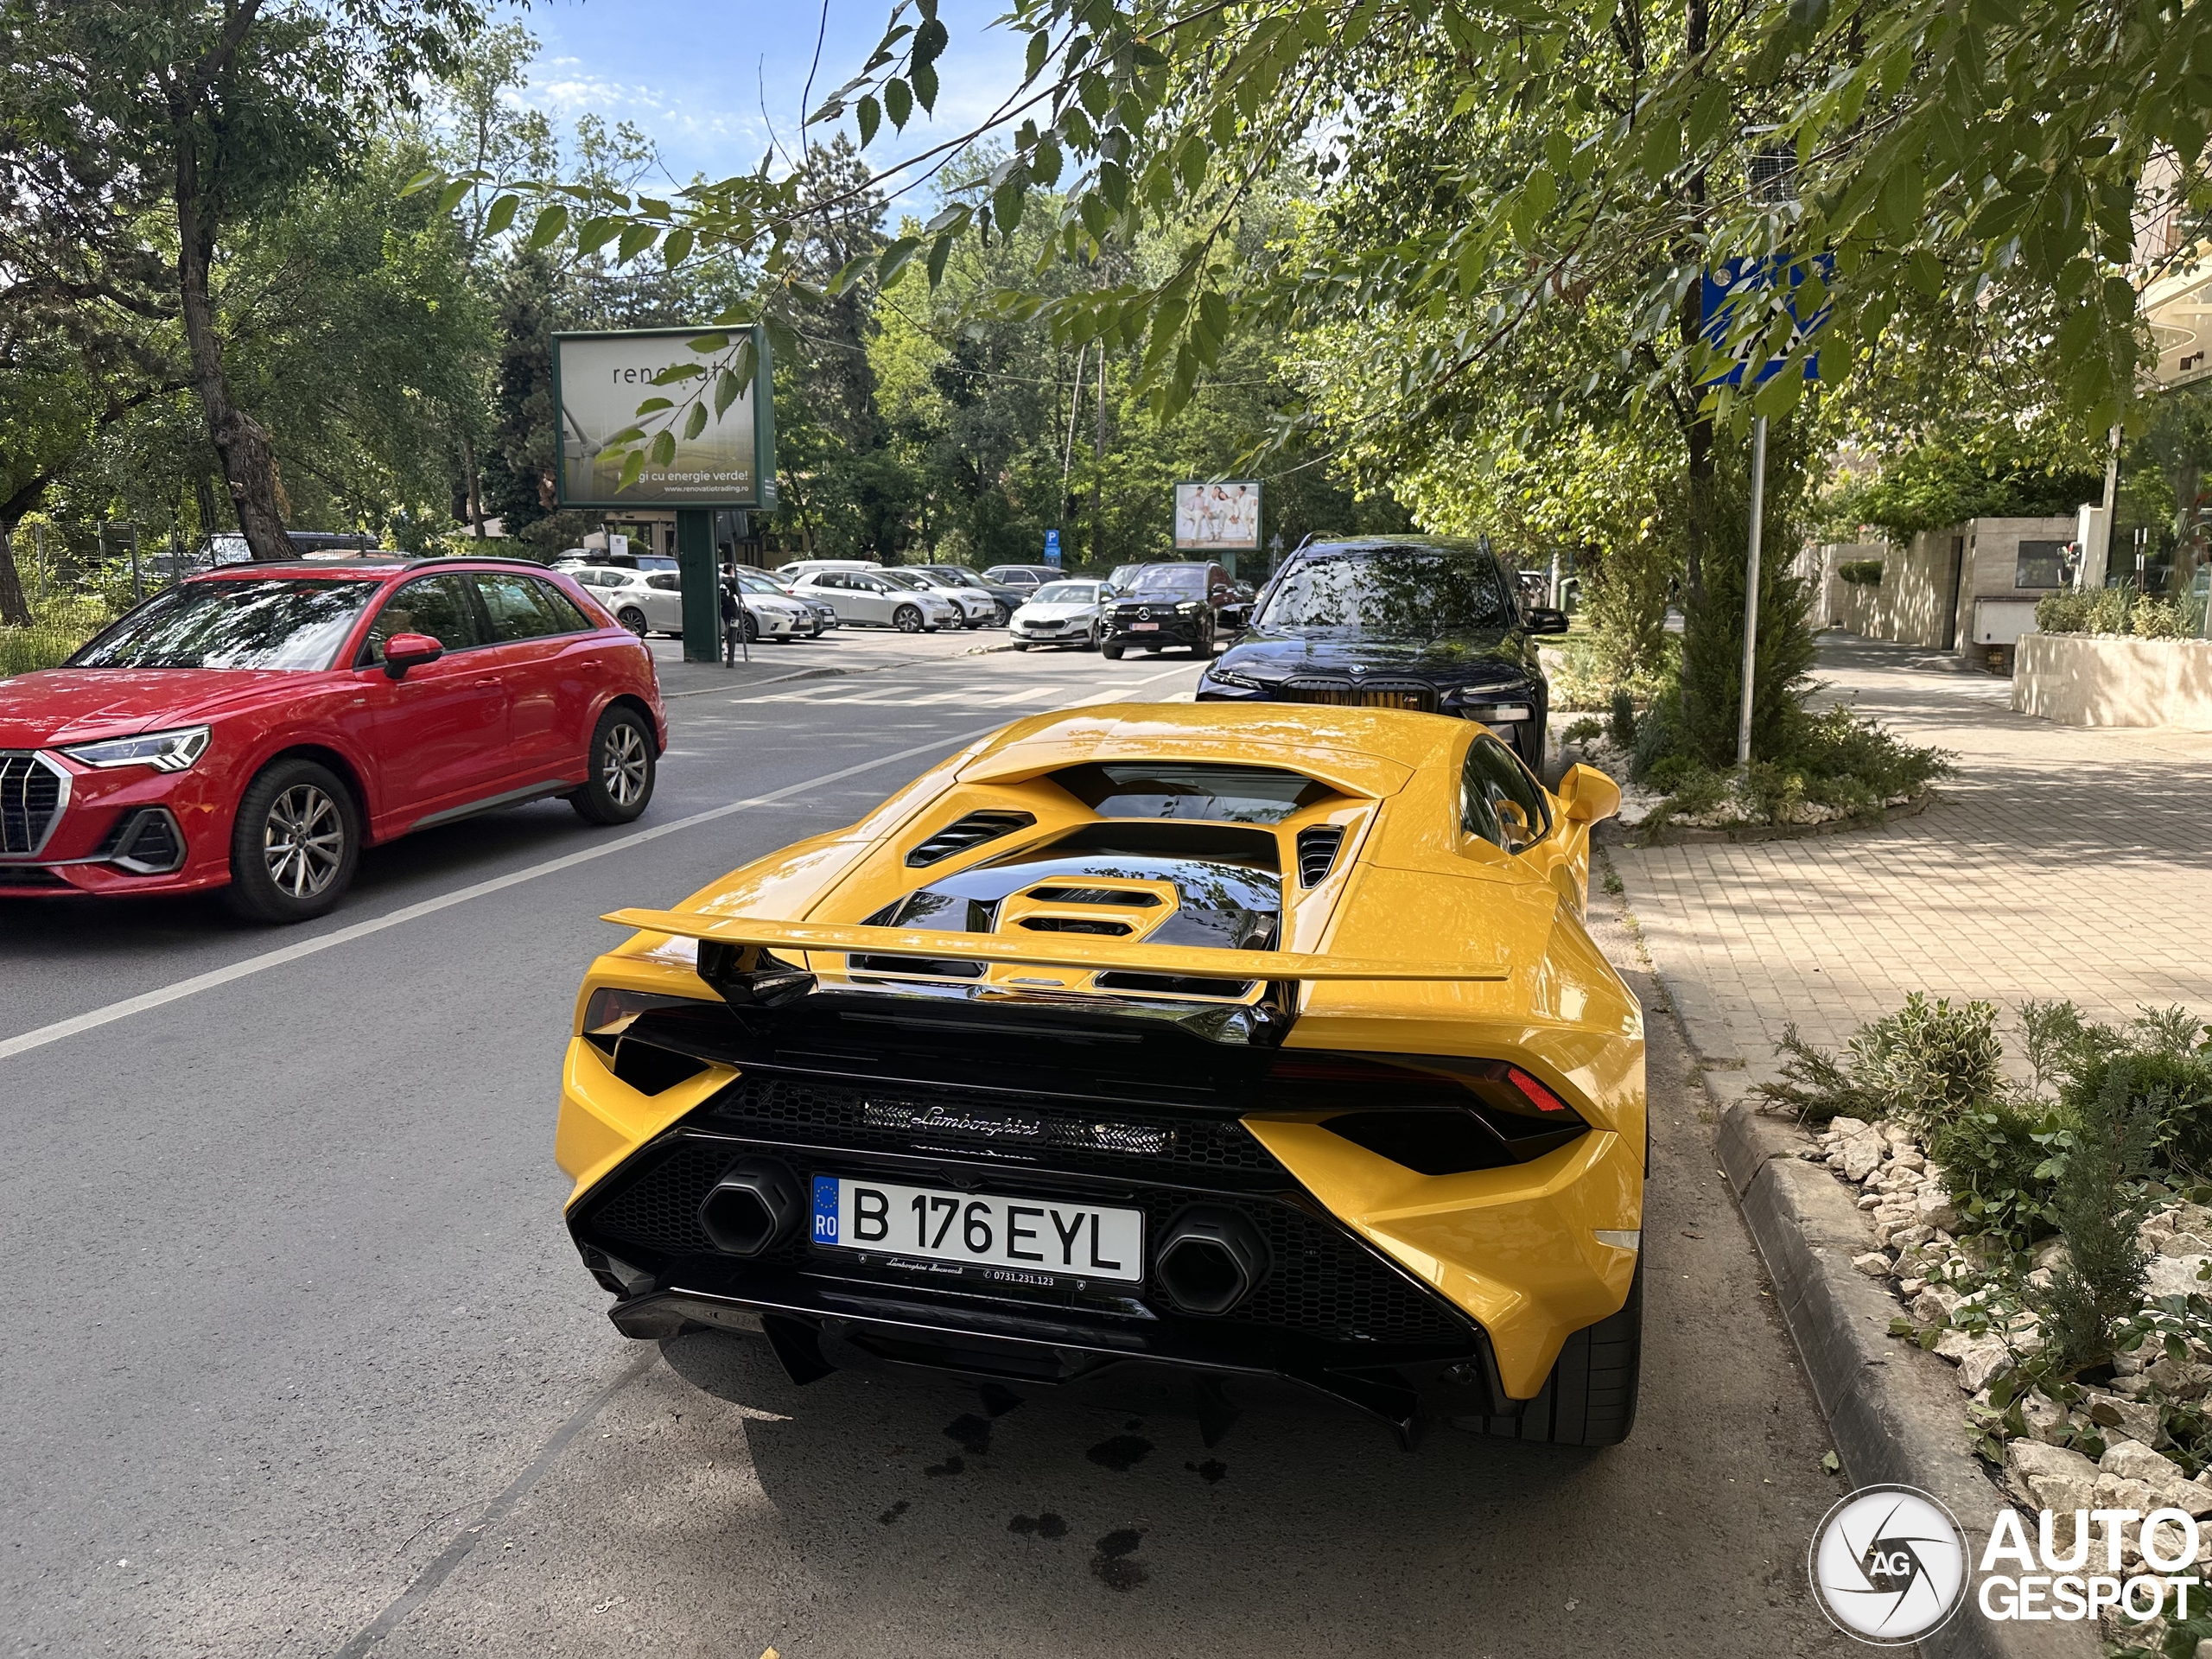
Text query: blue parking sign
1044 529 1061 568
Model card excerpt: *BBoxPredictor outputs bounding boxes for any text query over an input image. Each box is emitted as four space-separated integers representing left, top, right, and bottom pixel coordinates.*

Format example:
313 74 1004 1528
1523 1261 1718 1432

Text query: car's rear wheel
616 607 649 639
224 758 359 925
569 703 657 825
893 605 924 633
1457 1261 1642 1446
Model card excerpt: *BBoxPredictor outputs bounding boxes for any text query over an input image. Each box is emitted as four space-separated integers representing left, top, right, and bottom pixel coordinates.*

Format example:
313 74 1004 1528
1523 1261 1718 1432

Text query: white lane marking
0 665 1195 1065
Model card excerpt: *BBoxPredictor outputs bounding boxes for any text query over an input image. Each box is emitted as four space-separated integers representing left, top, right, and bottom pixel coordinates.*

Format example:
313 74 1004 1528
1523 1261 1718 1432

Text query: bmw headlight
1207 668 1265 690
63 725 211 772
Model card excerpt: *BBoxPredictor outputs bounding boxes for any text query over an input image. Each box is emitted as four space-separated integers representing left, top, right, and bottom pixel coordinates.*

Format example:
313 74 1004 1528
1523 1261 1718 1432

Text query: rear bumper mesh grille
583 1130 1475 1347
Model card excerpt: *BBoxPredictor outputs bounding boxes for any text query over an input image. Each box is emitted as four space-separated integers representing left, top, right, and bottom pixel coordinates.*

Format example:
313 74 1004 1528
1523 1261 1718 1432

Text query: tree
2 0 484 560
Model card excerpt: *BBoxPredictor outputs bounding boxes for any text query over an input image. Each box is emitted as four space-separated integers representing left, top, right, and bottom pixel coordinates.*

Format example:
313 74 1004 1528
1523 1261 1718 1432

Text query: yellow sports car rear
555 702 1643 1446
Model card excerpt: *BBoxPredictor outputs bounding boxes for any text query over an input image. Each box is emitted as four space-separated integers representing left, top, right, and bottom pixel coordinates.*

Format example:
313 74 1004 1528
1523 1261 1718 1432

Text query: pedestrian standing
719 578 742 665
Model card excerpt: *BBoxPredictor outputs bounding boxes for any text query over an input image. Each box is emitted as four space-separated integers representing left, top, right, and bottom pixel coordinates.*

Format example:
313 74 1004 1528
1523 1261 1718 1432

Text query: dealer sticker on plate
810 1175 1143 1282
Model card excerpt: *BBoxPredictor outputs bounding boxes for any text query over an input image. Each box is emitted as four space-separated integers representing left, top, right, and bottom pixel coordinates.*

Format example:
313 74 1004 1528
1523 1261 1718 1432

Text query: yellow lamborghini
556 703 1643 1446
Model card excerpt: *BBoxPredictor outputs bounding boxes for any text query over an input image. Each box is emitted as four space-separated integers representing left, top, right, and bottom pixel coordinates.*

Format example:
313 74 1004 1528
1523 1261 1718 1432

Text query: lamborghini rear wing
601 910 1510 982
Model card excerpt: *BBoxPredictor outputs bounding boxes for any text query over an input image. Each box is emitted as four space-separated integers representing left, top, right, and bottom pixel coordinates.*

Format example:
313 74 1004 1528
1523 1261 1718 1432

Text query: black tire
1101 639 1124 660
1458 1262 1642 1446
224 758 359 925
1010 641 1031 652
1193 631 1217 659
964 613 989 630
993 605 1010 626
615 607 649 639
568 702 657 825
1085 622 1103 652
893 605 924 633
738 611 760 643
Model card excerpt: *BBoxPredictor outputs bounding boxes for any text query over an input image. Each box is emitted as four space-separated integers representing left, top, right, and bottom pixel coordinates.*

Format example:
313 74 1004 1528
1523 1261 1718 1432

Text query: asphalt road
0 633 1859 1658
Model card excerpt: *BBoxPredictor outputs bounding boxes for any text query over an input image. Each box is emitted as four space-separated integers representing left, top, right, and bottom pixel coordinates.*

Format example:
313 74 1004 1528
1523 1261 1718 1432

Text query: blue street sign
1700 254 1833 385
1044 529 1062 567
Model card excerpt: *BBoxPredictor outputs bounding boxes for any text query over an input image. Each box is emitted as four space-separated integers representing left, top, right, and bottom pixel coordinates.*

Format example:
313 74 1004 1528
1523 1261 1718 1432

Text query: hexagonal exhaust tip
1154 1205 1270 1316
697 1158 800 1256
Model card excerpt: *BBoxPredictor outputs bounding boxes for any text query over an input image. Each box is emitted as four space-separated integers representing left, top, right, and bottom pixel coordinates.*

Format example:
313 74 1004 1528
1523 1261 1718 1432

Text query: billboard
1173 480 1262 551
551 327 776 509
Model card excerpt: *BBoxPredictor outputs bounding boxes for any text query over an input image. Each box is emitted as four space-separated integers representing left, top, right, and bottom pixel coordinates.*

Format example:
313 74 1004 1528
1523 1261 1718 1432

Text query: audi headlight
63 725 211 772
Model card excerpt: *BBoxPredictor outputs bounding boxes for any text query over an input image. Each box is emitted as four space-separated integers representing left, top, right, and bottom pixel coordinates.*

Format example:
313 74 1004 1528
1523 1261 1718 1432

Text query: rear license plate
1132 621 1160 631
811 1176 1143 1282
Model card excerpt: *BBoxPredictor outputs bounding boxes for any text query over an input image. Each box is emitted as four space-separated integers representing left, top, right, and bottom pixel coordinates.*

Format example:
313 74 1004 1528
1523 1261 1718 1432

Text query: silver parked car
1008 578 1111 651
899 568 1000 628
571 564 811 641
791 569 961 632
734 567 836 632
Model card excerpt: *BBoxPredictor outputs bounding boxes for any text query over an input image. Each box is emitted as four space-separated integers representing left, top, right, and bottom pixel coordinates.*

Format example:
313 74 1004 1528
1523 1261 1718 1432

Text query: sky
499 0 1029 207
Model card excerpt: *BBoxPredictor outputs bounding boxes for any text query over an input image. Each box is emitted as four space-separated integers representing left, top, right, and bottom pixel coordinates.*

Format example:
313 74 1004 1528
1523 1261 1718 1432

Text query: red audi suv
0 556 667 922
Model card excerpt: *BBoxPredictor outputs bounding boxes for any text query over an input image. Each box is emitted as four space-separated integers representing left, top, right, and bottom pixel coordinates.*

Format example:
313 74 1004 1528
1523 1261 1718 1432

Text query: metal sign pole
1738 414 1768 767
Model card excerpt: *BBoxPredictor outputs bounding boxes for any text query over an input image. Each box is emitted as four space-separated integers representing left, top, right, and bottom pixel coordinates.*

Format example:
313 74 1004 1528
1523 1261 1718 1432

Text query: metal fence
0 522 183 677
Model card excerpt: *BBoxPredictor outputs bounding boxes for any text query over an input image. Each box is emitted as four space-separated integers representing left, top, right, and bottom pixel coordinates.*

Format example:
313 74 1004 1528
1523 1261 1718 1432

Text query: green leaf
483 194 519 238
436 177 471 216
877 236 921 289
401 167 441 198
714 368 741 418
885 77 913 130
1907 248 1944 296
661 226 694 265
575 215 621 255
1024 27 1050 79
857 94 881 148
912 15 948 67
650 363 706 383
649 429 677 467
602 426 645 448
912 59 938 113
617 450 646 493
1641 118 1681 178
632 398 674 415
526 204 569 250
616 224 659 264
687 333 730 353
926 229 955 289
683 403 708 441
1688 82 1731 155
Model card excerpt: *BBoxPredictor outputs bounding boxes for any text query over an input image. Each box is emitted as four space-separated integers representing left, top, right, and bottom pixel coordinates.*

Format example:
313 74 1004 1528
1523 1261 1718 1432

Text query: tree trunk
460 431 486 538
1678 0 1713 610
0 524 30 627
174 126 292 562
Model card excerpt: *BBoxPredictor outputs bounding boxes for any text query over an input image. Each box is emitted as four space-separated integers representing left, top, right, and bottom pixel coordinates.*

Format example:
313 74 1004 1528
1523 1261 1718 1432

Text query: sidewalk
1609 633 2212 1098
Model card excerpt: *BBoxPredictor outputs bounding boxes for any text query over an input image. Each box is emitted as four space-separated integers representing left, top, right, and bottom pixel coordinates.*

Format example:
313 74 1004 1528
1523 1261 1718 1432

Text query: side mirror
1558 763 1622 824
1527 607 1571 635
381 632 444 679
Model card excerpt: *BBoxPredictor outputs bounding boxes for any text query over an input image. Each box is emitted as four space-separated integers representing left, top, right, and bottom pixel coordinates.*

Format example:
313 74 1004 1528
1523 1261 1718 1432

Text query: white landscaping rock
2083 1390 2165 1447
2099 1439 2212 1514
1838 1129 1885 1182
1851 1250 1893 1278
2007 1440 2101 1515
1916 1185 1965 1233
2169 1232 2212 1257
1933 1328 2013 1391
1911 1286 1965 1324
2149 1356 2212 1400
2145 1255 2212 1300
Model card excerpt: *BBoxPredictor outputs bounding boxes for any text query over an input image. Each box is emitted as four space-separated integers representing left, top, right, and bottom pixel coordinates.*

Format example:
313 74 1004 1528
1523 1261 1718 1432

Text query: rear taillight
1505 1066 1569 1113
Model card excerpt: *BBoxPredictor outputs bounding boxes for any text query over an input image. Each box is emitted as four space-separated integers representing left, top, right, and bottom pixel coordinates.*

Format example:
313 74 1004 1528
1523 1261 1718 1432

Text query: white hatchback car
570 565 812 642
900 569 999 628
1008 578 1111 650
791 570 960 632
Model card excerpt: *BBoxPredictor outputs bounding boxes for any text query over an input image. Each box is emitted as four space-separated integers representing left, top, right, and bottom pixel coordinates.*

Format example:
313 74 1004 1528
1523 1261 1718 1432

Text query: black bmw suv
1099 561 1237 658
1193 536 1567 769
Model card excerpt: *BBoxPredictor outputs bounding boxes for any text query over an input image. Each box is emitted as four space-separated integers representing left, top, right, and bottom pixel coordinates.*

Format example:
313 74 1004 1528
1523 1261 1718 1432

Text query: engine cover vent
906 810 1036 867
1294 824 1346 887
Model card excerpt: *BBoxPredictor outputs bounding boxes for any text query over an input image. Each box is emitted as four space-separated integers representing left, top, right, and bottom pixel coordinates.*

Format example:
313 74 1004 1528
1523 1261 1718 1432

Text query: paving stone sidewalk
1609 632 2212 1100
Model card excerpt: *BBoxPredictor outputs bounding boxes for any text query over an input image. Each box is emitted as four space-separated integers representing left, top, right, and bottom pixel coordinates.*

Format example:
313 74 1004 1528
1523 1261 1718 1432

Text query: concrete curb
1716 1102 2095 1659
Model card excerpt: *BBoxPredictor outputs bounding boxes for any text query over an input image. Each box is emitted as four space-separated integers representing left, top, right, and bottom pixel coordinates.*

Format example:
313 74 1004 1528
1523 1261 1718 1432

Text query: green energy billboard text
551 327 777 510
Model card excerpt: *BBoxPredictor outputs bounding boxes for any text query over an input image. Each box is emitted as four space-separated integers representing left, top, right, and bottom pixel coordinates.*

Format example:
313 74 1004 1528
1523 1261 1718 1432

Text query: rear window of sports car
1052 762 1333 824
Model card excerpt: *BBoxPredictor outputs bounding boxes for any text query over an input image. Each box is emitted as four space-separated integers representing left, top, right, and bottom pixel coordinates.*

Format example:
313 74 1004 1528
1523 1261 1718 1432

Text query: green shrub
2068 1052 2212 1176
1851 992 2004 1138
2014 1000 2124 1099
1606 688 1637 748
1931 1101 2065 1243
1756 1024 1865 1125
2133 595 2187 639
1560 715 1603 745
2084 584 2134 635
2036 1066 2157 1377
1838 559 1885 585
2034 590 2090 634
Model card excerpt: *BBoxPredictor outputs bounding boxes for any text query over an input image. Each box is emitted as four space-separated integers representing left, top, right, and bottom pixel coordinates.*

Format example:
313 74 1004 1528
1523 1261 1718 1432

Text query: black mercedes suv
1099 561 1237 658
1192 537 1567 769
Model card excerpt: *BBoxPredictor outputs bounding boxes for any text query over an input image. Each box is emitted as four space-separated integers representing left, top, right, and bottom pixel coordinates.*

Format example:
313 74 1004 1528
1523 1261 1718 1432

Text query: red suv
0 556 666 922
